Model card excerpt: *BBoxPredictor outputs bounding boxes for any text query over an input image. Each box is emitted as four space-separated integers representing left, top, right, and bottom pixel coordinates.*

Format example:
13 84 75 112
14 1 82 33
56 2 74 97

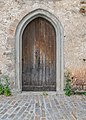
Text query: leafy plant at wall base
0 83 4 95
65 78 72 96
4 86 11 96
64 71 72 96
3 75 11 96
83 92 86 96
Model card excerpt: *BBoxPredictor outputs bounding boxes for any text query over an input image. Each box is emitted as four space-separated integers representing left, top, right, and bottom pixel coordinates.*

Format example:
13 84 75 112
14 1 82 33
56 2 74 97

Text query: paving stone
19 111 28 119
13 107 20 113
26 113 31 119
26 104 31 111
8 113 16 119
0 94 86 120
16 106 27 116
1 114 8 119
42 109 46 118
0 109 8 114
12 116 20 120
35 109 40 116
30 113 35 120
35 115 40 120
41 117 46 120
7 107 14 114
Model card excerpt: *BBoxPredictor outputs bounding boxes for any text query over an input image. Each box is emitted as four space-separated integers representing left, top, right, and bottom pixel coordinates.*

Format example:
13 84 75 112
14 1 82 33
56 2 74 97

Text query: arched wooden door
22 17 56 91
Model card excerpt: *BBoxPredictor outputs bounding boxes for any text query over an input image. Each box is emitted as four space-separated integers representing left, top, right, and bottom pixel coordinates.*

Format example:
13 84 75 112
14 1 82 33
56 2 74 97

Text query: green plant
83 92 86 96
3 75 11 96
0 77 4 95
75 91 86 96
64 72 72 96
0 83 4 95
4 86 11 96
65 79 72 96
0 75 11 96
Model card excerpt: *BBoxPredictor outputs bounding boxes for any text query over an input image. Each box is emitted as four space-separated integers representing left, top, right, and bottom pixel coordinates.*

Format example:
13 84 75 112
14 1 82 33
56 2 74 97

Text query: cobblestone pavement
0 93 86 120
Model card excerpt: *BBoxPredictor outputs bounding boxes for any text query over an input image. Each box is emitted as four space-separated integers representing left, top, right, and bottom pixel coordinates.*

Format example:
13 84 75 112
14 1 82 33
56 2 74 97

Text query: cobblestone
0 94 86 120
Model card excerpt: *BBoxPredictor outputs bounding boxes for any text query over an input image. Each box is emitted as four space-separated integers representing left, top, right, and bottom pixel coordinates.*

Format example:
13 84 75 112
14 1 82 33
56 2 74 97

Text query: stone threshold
12 90 65 95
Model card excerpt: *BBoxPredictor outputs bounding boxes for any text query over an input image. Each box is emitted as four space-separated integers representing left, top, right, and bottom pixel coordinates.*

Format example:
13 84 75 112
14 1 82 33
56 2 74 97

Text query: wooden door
22 17 56 91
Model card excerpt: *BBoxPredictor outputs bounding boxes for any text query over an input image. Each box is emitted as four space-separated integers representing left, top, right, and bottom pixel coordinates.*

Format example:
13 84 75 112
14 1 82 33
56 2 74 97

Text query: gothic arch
15 9 64 93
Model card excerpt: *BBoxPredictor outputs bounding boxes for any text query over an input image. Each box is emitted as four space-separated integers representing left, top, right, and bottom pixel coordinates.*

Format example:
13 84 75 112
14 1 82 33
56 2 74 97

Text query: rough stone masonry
0 0 86 92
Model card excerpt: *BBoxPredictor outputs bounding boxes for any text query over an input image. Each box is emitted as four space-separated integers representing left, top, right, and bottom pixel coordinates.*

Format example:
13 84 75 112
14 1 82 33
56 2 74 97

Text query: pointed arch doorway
22 17 56 91
15 9 64 92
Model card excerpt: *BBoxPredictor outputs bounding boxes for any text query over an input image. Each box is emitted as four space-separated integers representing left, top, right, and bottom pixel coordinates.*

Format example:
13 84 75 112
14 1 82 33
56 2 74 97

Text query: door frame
15 9 64 93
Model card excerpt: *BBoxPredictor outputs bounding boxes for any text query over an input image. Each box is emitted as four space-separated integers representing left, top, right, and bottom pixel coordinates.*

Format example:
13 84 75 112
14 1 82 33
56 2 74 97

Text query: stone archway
15 9 64 93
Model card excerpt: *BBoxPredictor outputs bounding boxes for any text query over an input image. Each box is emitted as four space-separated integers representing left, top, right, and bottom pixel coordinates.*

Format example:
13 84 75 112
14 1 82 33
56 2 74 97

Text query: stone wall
0 0 86 91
